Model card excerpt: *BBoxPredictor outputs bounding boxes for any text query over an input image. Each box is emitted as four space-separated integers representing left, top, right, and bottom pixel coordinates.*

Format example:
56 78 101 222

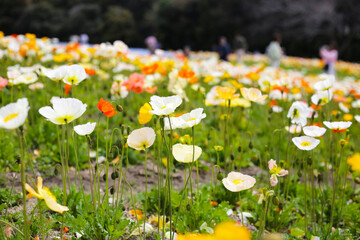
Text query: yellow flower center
160 106 166 110
293 109 299 118
249 92 259 99
186 118 196 122
301 141 311 147
4 113 19 122
55 115 75 124
233 179 244 185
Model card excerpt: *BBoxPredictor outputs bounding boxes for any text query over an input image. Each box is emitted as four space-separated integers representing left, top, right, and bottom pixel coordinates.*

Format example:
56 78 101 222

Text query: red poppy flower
97 98 117 117
64 84 72 95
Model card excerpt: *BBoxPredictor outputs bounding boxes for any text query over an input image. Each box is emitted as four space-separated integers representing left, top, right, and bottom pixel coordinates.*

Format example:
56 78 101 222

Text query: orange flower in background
188 76 198 84
97 98 118 117
85 68 96 76
269 100 278 107
311 104 322 110
139 103 153 124
63 227 69 233
244 71 260 81
141 63 158 75
216 86 239 100
122 73 145 93
178 68 195 79
145 86 157 94
64 84 72 95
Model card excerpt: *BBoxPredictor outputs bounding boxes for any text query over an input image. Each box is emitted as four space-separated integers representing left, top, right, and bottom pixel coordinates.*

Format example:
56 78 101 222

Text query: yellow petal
25 183 42 199
37 176 43 193
40 188 69 214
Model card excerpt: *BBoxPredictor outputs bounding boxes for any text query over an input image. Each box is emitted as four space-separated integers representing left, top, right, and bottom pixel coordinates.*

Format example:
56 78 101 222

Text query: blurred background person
320 41 338 76
145 36 160 54
266 33 283 68
80 33 89 45
233 33 247 62
217 36 232 61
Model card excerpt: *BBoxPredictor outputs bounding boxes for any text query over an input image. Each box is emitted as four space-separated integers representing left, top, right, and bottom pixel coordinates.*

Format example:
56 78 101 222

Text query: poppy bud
251 155 258 161
186 204 191 211
278 203 283 210
111 171 119 180
230 154 235 160
217 172 224 181
272 196 279 205
268 108 273 114
116 105 124 112
110 186 115 195
355 177 360 184
248 141 253 149
160 117 165 129
307 156 312 165
297 170 302 178
103 173 107 181
54 168 59 176
237 145 242 152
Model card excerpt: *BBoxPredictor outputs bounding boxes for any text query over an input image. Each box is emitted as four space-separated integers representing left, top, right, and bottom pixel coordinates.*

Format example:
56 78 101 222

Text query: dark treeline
0 0 359 61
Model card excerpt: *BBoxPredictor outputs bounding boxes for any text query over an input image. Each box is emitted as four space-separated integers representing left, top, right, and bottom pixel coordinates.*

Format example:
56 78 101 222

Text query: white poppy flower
62 64 87 85
164 108 206 130
355 115 360 122
352 99 360 108
303 126 326 137
292 136 320 151
127 127 156 151
339 103 349 113
272 105 283 113
149 95 182 116
240 87 268 103
287 101 310 127
74 122 96 136
323 121 352 133
0 98 30 130
222 172 256 192
313 75 335 91
285 125 302 134
44 65 68 82
311 90 332 105
39 98 87 125
172 143 202 163
205 86 223 106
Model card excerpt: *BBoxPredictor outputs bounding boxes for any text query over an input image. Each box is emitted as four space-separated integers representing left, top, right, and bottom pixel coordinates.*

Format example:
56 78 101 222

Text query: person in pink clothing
320 42 338 76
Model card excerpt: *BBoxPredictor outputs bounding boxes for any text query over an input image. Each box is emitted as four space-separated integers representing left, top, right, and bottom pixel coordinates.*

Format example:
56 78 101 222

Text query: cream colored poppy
240 87 268 103
172 143 202 163
127 127 156 150
222 172 256 192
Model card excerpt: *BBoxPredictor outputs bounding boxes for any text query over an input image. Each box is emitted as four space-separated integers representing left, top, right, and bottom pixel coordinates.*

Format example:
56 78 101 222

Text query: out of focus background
0 0 359 61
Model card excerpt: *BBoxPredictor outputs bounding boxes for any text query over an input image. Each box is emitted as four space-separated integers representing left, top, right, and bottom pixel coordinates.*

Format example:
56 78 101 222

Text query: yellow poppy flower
216 87 239 100
25 177 69 214
138 103 153 124
347 153 360 172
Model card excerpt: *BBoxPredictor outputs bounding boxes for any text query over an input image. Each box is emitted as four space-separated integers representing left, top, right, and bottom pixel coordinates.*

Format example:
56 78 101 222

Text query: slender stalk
143 149 148 238
105 117 110 209
17 128 29 239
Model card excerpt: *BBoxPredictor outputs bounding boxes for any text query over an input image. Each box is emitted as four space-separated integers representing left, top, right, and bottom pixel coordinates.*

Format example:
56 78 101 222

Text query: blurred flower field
0 32 360 240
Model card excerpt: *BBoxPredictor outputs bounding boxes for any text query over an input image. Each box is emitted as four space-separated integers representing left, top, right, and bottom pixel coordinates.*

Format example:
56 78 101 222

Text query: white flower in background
130 223 153 236
164 108 206 130
311 90 333 105
62 64 87 85
323 121 352 133
258 75 273 92
44 65 68 82
292 136 320 151
272 105 283 113
9 72 38 85
222 172 256 192
313 75 335 91
149 95 182 116
28 82 44 90
240 87 268 103
287 101 310 126
237 212 254 224
39 98 87 125
205 86 224 106
74 122 96 136
127 127 156 151
0 98 30 130
339 102 350 113
269 89 287 100
113 40 128 53
165 232 177 240
172 143 202 163
303 126 326 137
354 115 360 122
352 99 360 108
285 125 302 134
167 69 188 101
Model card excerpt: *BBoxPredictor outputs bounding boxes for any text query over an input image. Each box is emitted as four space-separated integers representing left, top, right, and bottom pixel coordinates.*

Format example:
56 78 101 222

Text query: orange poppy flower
188 76 198 84
64 84 72 95
85 68 96 76
141 63 158 75
97 98 118 117
178 68 195 79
